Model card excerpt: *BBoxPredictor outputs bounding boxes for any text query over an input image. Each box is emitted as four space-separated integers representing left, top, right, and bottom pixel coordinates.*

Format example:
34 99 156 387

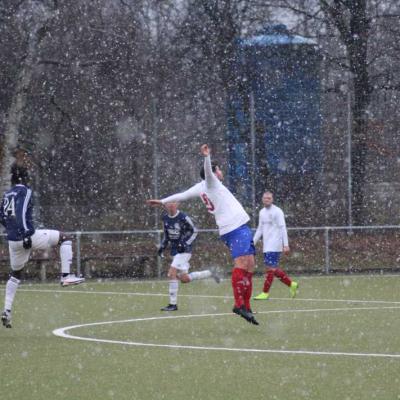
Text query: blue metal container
227 24 322 206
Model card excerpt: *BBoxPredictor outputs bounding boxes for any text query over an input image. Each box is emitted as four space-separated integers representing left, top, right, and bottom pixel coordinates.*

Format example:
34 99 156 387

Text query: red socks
263 269 275 293
263 268 291 293
232 268 253 309
274 268 291 287
231 268 245 308
244 271 253 310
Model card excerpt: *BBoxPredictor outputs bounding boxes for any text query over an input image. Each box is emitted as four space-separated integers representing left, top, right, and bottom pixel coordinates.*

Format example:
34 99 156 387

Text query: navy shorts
221 224 256 259
263 252 281 267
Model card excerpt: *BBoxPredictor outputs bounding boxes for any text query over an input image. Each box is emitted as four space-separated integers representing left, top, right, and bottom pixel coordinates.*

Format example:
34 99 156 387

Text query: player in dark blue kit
158 202 220 311
1 164 84 328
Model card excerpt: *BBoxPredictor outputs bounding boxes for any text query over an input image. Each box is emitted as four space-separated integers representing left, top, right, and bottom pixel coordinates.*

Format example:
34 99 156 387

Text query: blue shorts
263 252 281 267
221 224 255 260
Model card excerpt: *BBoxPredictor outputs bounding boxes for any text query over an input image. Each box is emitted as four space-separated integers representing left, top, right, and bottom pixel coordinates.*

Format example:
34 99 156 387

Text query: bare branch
371 71 400 92
50 96 78 135
251 1 326 21
373 14 400 19
39 57 117 69
379 84 400 91
368 55 388 68
319 0 352 47
38 59 69 67
88 26 128 40
322 53 350 70
280 0 324 20
79 59 118 67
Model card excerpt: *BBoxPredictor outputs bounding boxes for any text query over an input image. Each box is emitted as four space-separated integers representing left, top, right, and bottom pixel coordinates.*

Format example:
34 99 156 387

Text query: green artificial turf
1 275 400 400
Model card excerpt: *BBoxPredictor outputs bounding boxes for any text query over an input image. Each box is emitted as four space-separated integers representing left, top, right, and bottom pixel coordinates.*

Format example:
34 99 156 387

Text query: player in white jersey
253 191 298 300
147 144 258 325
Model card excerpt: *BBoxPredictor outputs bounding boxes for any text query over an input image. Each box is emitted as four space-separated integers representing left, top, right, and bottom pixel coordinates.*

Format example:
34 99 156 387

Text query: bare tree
2 0 397 230
0 0 58 193
262 0 400 224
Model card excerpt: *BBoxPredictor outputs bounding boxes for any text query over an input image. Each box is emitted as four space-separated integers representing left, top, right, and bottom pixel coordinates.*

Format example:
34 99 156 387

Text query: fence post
324 227 330 274
76 231 81 277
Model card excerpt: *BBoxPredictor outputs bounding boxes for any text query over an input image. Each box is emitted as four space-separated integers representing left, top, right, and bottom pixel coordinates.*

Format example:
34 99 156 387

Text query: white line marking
289 274 400 280
16 289 229 299
53 306 400 359
12 288 400 305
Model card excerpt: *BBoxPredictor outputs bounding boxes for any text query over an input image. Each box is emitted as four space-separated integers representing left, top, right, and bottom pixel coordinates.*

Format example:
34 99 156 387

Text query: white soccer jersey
161 155 249 236
253 205 289 252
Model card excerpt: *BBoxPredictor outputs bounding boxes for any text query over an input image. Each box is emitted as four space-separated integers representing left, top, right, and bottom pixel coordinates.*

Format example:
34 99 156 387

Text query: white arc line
53 306 400 359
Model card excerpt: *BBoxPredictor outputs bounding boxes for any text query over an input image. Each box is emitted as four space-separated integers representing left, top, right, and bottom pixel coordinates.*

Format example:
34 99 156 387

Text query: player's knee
10 269 22 280
249 254 256 264
236 255 254 271
167 270 177 280
180 274 190 283
234 258 246 270
247 259 255 272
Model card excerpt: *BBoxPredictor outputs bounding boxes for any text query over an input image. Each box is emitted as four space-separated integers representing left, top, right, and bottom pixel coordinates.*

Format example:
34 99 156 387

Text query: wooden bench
81 254 157 278
0 250 56 282
0 251 159 280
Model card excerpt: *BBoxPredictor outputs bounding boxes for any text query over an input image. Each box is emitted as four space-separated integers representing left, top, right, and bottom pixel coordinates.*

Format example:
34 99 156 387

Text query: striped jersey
160 210 197 256
0 184 34 241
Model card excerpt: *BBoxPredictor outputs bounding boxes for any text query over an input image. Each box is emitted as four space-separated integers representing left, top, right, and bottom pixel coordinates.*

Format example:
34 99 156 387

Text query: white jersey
253 204 289 252
161 155 250 236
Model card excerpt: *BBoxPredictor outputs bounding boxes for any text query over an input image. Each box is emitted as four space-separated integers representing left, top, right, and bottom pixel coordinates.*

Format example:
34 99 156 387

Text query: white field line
53 306 400 359
1 273 400 287
8 288 400 305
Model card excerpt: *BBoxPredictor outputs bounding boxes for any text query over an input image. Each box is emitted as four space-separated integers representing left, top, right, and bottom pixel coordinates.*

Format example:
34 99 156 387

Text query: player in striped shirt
147 144 258 325
158 202 219 311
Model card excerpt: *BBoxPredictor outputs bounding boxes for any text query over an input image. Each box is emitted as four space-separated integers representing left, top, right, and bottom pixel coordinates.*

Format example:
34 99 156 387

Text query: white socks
169 280 179 305
60 241 73 274
168 270 212 305
5 276 20 312
188 270 211 281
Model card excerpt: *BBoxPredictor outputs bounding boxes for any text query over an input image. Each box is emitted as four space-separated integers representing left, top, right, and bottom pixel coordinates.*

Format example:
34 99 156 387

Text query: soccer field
1 275 400 400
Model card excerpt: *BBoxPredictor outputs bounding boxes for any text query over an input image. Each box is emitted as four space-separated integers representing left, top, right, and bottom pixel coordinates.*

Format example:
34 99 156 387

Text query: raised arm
161 183 202 204
147 183 202 207
200 144 219 188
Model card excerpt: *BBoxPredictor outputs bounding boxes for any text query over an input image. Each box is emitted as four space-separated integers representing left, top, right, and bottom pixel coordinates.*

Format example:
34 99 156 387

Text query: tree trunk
348 0 370 225
0 2 54 193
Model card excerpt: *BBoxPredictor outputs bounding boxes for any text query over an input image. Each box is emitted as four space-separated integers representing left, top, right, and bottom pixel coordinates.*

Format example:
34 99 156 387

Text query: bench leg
40 262 47 282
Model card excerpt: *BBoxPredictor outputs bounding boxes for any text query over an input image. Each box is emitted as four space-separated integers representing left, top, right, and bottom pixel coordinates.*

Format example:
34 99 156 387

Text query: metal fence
285 225 400 274
1 225 400 281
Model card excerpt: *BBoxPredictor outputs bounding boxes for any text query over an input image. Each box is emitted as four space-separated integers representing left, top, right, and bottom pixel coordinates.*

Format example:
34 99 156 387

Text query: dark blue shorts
263 252 281 267
221 224 256 260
